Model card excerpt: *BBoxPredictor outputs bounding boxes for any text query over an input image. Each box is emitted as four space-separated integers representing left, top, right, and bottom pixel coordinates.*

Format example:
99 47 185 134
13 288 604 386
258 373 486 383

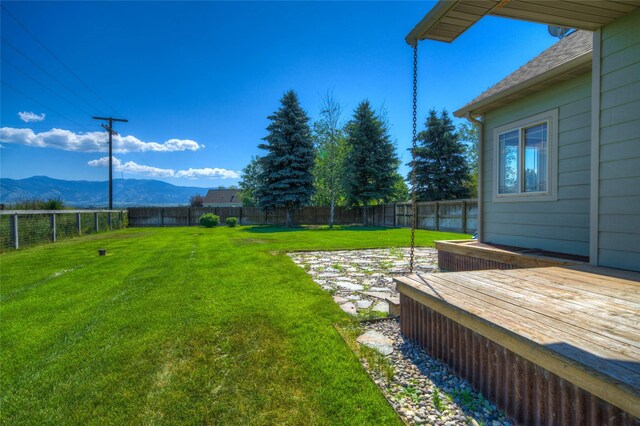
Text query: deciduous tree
457 122 479 197
189 193 204 207
312 92 347 228
239 156 262 207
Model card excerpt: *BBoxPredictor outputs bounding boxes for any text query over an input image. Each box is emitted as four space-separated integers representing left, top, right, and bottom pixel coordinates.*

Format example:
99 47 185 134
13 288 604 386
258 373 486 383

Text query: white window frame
493 109 558 202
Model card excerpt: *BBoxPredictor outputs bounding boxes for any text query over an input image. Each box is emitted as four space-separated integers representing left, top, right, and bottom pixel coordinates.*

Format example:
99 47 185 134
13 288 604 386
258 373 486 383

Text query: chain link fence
0 210 127 251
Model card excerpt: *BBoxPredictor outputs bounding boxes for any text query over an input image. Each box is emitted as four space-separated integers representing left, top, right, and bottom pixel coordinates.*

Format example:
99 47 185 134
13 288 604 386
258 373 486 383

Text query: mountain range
0 176 212 207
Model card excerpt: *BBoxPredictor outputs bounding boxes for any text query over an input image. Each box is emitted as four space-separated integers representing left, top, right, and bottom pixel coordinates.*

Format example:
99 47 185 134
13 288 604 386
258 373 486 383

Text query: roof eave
453 51 593 118
405 0 461 45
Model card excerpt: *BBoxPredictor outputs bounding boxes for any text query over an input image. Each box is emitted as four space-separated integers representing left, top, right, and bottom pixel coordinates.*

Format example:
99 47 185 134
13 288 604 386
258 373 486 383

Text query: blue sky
1 1 558 188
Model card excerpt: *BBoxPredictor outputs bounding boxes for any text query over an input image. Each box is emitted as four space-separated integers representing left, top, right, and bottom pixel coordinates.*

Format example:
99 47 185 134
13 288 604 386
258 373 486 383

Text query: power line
2 57 93 116
93 116 129 209
1 4 122 116
1 37 102 113
2 81 93 132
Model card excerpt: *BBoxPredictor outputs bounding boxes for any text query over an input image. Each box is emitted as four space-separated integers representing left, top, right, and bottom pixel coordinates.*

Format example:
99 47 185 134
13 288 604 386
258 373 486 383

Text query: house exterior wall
482 73 592 256
598 8 640 271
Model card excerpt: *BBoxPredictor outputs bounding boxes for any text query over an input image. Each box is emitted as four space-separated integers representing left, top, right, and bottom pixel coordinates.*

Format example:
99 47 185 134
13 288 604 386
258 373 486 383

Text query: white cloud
118 161 175 178
87 156 116 168
175 167 240 179
88 156 174 177
0 127 203 153
18 111 46 123
88 156 238 179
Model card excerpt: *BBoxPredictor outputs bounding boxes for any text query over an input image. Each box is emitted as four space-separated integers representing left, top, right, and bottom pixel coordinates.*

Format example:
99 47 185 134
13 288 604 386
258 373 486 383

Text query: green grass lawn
1 225 469 425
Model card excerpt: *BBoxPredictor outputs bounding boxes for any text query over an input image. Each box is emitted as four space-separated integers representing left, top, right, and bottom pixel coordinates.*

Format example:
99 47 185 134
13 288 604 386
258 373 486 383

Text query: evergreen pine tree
256 90 315 226
344 100 399 207
412 110 471 201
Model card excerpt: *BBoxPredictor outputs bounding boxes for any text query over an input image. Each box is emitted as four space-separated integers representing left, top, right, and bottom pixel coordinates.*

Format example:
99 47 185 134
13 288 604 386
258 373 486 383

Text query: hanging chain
409 43 418 275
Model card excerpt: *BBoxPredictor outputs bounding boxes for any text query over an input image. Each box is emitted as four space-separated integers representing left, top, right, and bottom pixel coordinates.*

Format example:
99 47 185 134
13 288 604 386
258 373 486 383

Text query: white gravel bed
362 319 510 426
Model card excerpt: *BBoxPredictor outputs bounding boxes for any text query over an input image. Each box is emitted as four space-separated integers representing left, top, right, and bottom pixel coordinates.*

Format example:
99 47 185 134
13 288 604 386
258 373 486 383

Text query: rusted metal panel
399 296 639 426
438 250 518 271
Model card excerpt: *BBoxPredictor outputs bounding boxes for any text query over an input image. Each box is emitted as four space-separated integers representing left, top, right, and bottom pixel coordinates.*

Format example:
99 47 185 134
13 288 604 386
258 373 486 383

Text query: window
493 109 558 202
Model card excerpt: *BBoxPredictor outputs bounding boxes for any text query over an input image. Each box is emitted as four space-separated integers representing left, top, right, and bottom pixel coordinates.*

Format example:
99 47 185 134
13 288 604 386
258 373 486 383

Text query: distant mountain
0 176 211 207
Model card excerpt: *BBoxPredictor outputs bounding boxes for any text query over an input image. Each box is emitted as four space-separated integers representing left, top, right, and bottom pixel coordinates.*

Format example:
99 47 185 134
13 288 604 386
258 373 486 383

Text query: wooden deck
435 239 589 271
395 265 640 421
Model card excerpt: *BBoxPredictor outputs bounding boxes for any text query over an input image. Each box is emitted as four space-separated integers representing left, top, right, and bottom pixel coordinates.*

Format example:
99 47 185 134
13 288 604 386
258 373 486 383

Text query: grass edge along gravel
1 225 470 424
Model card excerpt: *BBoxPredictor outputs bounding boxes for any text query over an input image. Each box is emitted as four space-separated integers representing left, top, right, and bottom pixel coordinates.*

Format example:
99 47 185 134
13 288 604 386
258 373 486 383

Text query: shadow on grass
241 225 393 234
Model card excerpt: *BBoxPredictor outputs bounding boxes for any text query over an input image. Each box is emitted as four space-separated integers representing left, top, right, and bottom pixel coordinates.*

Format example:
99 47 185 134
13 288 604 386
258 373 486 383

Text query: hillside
0 176 210 207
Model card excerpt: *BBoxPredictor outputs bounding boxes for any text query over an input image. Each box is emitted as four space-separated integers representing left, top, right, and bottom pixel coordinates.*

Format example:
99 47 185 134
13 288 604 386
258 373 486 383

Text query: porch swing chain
409 42 418 274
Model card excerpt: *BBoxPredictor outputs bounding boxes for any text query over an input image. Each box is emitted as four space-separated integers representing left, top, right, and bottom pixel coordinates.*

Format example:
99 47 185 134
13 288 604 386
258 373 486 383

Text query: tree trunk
329 192 335 229
286 207 293 227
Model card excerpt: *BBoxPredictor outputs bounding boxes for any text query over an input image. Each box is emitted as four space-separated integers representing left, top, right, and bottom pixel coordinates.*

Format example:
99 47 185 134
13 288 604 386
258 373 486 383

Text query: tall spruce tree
344 100 399 207
412 110 471 201
256 90 315 226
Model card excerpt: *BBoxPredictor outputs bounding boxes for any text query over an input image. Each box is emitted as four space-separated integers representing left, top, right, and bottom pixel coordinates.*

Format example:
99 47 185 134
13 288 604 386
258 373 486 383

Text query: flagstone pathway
290 247 510 426
289 247 438 318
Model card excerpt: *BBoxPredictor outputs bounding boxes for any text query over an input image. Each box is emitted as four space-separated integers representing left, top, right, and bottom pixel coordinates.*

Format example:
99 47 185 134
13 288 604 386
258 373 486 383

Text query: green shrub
10 198 66 210
199 213 219 228
225 217 238 227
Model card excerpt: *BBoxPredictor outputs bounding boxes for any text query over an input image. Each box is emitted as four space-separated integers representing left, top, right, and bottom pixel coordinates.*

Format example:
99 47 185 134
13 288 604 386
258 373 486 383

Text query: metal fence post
108 212 112 230
77 212 82 235
95 212 99 232
11 213 19 249
51 213 57 242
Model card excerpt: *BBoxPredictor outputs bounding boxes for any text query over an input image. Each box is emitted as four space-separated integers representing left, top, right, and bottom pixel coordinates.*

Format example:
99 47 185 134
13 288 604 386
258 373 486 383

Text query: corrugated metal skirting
400 295 638 426
438 250 517 271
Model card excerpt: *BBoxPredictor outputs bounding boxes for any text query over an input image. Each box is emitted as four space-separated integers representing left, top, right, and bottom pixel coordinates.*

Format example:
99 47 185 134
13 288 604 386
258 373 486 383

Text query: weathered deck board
431 271 640 355
395 265 640 419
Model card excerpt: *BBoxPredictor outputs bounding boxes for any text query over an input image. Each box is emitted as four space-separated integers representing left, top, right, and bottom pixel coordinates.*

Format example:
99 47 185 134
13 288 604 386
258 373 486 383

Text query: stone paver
289 247 437 318
356 330 394 356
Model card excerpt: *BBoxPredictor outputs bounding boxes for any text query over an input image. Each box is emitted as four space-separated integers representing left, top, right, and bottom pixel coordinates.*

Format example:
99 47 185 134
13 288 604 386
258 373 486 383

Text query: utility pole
93 116 128 209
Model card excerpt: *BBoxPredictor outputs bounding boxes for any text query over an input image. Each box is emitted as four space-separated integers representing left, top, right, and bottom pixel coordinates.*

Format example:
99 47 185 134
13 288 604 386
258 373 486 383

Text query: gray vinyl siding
482 73 591 256
598 8 640 271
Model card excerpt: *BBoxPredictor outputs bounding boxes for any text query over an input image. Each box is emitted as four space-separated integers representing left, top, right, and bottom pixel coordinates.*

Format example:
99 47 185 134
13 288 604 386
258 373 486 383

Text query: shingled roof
454 30 593 117
203 189 241 205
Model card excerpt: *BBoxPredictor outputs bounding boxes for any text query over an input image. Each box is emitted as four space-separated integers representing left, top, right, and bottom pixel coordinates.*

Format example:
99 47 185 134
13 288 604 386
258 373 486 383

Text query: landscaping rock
339 302 357 316
290 247 438 318
356 319 508 426
335 281 364 291
372 301 389 313
356 330 393 355
363 291 393 299
356 300 373 309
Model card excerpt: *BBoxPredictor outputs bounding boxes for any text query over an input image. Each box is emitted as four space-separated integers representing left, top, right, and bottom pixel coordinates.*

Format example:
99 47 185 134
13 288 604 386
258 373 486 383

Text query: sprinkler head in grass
98 249 107 256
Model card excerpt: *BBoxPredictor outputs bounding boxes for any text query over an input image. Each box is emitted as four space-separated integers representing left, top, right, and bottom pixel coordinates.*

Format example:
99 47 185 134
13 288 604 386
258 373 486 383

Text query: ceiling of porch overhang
406 0 640 45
